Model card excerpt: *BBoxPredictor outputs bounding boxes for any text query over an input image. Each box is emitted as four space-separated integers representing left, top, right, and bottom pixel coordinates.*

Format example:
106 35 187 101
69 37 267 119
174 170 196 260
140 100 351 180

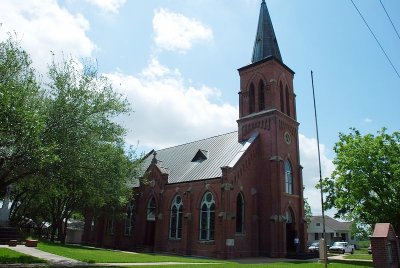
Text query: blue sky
1 0 399 216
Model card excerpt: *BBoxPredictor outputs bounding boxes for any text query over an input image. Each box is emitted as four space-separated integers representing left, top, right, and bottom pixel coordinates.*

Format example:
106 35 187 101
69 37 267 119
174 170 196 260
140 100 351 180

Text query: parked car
329 241 354 254
368 244 372 254
308 242 319 253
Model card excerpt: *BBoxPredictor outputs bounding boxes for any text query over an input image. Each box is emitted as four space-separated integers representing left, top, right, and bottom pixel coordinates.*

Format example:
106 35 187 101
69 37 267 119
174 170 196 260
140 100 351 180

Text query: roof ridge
154 131 238 152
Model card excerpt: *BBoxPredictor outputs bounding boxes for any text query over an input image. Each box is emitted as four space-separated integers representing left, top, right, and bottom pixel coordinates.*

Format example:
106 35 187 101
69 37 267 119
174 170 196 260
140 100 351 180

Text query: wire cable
350 0 400 80
379 0 400 41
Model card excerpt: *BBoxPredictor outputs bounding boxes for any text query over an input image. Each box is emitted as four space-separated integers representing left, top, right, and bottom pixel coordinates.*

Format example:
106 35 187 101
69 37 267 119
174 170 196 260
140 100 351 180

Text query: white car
308 242 319 253
329 241 354 254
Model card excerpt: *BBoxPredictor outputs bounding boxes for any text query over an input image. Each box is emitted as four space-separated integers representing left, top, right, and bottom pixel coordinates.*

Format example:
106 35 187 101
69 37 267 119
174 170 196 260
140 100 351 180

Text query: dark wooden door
286 222 295 252
144 221 155 246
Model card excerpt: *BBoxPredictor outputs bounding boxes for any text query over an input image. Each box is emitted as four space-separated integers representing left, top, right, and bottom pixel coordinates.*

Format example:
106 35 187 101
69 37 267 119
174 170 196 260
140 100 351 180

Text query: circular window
284 132 291 145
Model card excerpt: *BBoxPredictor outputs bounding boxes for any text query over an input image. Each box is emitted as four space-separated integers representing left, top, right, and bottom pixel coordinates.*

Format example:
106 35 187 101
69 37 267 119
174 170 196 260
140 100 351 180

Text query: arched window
285 209 293 223
280 82 285 113
249 83 255 114
285 86 291 116
236 193 245 233
169 195 183 239
124 201 135 236
258 81 265 111
285 160 293 194
199 192 215 241
147 197 156 221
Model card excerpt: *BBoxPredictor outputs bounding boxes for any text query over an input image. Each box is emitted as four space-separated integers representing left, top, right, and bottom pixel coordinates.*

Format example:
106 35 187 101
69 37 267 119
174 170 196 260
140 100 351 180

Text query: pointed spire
251 0 282 63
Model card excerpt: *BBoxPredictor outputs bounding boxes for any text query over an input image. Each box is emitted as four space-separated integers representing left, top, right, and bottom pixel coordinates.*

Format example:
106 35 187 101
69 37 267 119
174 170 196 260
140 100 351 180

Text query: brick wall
371 223 400 268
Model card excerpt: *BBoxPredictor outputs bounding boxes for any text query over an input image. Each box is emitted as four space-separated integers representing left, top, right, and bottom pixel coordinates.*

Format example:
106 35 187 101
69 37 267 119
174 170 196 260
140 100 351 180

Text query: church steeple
238 0 296 142
251 0 282 63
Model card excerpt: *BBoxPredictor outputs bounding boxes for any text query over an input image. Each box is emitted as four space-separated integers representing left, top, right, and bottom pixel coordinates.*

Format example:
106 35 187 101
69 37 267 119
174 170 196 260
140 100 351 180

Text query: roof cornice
238 56 295 75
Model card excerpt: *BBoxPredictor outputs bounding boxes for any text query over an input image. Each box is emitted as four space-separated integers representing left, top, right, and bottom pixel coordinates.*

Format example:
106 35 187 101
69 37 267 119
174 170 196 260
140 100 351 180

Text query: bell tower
238 0 297 141
237 0 305 257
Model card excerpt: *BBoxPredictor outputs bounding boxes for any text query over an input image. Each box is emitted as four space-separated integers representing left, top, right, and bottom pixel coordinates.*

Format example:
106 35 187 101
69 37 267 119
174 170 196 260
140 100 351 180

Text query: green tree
321 128 400 234
11 57 141 242
0 35 54 192
44 57 137 242
350 221 372 241
304 198 313 223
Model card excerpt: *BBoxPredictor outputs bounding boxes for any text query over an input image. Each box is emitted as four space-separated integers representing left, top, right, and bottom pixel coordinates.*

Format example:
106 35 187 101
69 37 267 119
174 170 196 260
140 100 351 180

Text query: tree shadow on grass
0 255 47 264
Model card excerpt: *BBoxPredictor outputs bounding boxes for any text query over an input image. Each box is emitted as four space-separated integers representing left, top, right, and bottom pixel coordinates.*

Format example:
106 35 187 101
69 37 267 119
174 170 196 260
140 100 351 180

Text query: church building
82 0 306 258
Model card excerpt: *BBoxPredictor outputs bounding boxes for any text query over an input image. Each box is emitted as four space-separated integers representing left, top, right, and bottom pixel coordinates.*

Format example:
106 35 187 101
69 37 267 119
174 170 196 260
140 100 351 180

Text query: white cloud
106 58 237 149
299 134 335 217
85 0 126 14
0 0 96 73
153 8 213 53
363 117 373 123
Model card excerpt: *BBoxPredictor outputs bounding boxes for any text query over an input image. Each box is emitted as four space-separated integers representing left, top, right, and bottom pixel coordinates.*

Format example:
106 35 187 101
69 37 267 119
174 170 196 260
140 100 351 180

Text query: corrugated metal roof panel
141 131 256 184
228 133 258 168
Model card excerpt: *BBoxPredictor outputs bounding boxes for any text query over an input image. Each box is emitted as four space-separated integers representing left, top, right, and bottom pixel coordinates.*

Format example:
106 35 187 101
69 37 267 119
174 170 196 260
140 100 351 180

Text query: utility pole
311 71 328 267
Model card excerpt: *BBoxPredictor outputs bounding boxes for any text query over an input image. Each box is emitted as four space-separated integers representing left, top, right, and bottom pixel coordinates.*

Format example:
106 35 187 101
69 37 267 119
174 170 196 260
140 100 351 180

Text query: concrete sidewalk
1 244 85 266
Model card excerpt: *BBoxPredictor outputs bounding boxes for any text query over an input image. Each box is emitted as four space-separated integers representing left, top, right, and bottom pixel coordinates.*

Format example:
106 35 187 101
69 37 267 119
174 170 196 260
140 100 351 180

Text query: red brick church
82 0 306 258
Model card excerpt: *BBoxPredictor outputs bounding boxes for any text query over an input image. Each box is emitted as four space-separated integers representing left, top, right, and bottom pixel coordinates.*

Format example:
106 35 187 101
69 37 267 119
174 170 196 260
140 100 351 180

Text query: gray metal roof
251 0 282 63
142 131 258 184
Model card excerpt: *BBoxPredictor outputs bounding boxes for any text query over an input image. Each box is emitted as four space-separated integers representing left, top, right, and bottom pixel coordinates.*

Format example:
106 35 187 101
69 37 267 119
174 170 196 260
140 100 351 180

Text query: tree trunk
57 221 64 243
50 225 57 242
61 216 69 244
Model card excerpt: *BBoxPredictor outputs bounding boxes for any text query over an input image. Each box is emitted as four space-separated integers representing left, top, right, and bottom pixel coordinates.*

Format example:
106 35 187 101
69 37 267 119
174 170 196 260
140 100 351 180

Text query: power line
350 0 400 80
379 0 400 41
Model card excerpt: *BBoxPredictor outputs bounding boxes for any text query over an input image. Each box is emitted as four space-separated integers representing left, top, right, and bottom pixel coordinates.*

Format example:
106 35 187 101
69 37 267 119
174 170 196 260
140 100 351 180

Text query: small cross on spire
151 151 158 164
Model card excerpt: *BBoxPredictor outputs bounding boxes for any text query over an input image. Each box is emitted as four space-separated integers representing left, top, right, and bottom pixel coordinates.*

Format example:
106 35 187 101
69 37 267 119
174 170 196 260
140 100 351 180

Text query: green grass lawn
36 241 373 267
353 247 369 254
357 241 370 248
0 248 47 264
122 261 373 268
38 241 223 263
342 247 372 261
344 253 372 261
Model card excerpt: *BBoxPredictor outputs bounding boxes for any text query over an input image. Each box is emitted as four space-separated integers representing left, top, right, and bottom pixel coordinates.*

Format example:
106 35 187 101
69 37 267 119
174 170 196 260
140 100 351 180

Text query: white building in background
307 215 355 245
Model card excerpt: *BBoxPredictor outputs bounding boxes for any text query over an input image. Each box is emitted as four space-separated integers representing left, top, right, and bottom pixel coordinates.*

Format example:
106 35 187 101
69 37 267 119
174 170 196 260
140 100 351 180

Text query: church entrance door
285 209 295 253
144 197 157 247
144 221 155 246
